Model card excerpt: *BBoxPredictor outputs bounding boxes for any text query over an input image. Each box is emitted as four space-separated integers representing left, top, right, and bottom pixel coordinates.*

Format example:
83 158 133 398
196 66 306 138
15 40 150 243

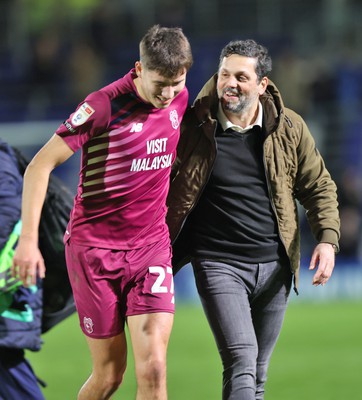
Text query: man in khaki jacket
166 39 340 400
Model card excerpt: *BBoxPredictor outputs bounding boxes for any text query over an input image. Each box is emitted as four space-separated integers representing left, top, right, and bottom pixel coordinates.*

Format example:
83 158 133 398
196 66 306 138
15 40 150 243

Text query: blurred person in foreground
0 139 44 400
13 25 193 400
166 39 340 400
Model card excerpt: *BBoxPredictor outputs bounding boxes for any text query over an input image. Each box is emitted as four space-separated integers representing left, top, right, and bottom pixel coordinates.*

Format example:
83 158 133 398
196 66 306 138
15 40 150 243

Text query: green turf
26 301 362 399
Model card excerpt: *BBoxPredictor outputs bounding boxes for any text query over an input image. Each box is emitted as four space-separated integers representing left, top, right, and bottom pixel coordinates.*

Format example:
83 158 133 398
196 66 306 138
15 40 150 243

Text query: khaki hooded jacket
166 75 340 289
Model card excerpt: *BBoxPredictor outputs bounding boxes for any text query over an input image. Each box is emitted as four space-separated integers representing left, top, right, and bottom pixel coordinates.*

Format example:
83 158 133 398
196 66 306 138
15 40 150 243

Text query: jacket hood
192 73 287 134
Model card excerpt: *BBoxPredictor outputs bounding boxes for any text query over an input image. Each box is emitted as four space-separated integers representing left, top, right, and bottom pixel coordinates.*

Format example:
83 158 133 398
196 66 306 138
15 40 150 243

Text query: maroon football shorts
65 235 174 338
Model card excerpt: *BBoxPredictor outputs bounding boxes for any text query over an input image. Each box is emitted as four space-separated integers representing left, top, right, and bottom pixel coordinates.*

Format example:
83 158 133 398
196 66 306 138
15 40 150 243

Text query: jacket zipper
262 136 299 295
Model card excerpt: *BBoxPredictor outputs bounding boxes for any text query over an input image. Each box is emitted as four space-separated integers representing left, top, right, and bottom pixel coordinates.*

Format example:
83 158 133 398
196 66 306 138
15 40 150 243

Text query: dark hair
219 39 272 81
139 25 193 78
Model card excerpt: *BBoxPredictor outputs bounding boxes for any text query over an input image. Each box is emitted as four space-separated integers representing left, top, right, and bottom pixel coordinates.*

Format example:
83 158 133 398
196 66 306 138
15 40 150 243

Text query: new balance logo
130 123 143 133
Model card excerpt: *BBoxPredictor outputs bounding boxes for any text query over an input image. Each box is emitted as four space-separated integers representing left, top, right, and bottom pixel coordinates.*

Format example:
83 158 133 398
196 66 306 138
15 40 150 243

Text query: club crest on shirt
169 109 179 129
71 102 95 126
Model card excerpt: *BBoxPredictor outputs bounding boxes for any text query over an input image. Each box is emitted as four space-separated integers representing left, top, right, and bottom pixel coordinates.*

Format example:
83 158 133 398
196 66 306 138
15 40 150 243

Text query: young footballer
13 25 193 400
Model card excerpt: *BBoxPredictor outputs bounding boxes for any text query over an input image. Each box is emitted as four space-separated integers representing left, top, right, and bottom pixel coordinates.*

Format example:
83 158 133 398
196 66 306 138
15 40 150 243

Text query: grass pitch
27 301 362 399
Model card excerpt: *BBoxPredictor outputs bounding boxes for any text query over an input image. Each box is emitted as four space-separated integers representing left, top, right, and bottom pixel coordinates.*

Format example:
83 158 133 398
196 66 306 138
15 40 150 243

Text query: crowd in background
0 0 361 263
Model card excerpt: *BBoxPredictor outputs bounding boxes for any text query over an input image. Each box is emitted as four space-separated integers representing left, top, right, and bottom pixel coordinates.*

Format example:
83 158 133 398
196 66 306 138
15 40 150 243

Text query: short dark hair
219 39 272 82
139 25 193 78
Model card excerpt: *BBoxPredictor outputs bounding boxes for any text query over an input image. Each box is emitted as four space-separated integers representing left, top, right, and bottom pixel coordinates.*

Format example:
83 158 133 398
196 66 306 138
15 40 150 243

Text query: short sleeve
55 91 111 152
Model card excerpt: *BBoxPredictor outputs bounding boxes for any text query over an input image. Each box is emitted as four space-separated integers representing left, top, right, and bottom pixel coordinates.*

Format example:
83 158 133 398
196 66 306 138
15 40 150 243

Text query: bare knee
109 366 127 387
100 373 124 395
136 357 166 389
78 363 127 400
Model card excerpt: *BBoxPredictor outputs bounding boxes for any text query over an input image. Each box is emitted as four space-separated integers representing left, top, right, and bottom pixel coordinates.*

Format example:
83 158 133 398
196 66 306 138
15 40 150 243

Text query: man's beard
220 88 253 114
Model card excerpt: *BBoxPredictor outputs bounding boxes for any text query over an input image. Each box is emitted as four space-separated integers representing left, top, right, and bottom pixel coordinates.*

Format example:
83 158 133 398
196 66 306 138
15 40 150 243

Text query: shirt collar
217 101 263 133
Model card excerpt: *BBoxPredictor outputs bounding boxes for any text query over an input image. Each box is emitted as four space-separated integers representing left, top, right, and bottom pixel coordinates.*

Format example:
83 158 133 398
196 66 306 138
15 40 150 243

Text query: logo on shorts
83 317 94 334
169 109 179 129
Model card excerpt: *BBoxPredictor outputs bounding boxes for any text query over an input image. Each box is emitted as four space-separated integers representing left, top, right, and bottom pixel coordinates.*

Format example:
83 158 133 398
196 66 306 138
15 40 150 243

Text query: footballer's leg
128 312 174 400
123 236 174 399
77 332 127 400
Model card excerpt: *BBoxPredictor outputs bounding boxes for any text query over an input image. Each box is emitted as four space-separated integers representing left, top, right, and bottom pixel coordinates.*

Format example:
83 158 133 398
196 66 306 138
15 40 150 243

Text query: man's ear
259 76 268 95
135 61 142 77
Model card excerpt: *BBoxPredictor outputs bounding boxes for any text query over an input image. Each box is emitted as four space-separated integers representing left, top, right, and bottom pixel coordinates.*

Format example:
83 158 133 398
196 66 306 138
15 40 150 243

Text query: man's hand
12 236 46 287
309 243 336 286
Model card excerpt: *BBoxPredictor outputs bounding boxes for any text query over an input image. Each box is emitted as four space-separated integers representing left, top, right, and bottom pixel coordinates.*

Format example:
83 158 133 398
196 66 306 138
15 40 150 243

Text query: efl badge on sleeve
71 102 95 126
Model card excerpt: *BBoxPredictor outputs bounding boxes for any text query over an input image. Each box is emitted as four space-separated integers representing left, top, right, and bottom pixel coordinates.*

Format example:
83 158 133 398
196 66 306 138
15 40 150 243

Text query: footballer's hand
12 236 46 287
309 243 335 286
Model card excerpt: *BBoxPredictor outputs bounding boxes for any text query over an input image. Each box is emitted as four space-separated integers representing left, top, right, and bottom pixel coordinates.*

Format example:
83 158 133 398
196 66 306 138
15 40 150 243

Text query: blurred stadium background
1 0 361 398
